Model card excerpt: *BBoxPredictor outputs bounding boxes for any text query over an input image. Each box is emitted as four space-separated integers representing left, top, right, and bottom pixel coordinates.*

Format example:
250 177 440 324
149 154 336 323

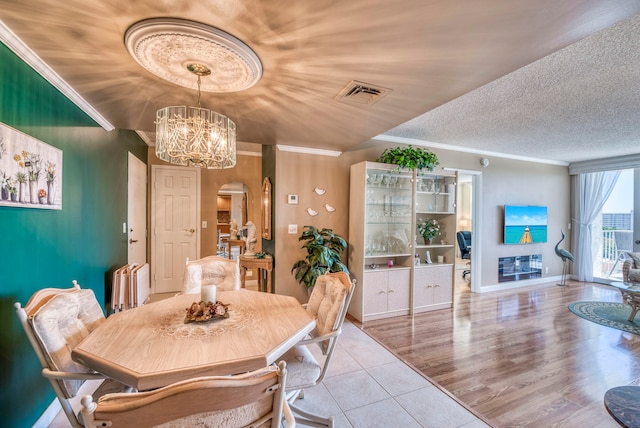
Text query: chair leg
289 402 334 428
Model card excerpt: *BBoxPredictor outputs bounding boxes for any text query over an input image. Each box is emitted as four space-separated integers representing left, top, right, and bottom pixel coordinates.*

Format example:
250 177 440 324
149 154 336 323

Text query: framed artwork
0 122 62 210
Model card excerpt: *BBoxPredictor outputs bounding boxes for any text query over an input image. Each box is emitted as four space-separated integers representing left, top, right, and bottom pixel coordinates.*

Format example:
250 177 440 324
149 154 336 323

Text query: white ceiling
1 1 639 164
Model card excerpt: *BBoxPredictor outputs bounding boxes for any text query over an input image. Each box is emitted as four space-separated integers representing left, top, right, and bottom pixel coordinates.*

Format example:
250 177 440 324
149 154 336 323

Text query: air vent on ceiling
334 80 392 105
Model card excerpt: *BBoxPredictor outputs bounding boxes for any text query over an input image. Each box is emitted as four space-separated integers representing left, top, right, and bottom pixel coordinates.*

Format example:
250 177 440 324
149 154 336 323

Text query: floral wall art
0 123 62 210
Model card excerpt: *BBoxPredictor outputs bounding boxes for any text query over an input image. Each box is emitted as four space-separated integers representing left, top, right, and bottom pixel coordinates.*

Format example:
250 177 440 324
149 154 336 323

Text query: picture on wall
504 205 548 244
0 122 62 210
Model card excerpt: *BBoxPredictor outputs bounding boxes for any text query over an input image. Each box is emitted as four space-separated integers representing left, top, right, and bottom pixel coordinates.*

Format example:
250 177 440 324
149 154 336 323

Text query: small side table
604 385 640 427
239 254 273 293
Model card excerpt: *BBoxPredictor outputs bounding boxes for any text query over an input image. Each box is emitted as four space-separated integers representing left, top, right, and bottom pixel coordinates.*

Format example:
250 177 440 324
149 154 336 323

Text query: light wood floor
357 278 640 427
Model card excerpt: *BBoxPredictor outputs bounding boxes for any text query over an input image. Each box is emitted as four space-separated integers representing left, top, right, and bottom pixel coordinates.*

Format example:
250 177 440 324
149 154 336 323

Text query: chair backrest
15 281 108 428
80 361 290 428
457 231 471 249
623 252 640 282
181 255 241 295
306 271 356 354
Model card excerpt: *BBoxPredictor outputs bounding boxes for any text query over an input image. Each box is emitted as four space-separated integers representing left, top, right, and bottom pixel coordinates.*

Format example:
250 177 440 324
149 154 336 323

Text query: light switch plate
288 224 298 234
202 220 208 228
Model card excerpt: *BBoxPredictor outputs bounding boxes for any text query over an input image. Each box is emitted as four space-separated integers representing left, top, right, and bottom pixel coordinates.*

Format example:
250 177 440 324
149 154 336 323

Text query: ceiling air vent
334 80 392 105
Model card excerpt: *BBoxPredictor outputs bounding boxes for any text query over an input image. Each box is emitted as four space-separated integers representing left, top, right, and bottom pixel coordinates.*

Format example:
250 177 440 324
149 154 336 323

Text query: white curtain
573 171 620 281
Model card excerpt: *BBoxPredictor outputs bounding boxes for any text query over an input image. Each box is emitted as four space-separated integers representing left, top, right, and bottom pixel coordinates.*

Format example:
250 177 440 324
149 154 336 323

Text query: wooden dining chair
14 281 132 428
181 255 241 295
282 271 356 427
80 361 294 428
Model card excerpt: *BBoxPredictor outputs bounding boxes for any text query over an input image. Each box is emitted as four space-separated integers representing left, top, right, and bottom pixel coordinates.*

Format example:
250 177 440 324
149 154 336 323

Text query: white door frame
127 152 147 265
150 164 201 293
447 167 482 293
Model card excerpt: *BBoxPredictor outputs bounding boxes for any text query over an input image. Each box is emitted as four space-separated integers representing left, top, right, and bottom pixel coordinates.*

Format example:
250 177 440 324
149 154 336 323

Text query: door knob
129 239 138 244
636 240 640 245
183 228 195 233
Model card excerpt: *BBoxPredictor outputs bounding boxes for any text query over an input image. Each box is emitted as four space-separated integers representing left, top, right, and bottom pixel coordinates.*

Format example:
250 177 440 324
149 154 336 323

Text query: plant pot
39 196 47 204
1 186 8 200
10 193 17 202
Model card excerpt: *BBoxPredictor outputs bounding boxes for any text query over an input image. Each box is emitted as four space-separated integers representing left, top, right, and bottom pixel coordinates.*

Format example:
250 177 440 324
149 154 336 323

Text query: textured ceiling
1 1 639 163
382 13 640 164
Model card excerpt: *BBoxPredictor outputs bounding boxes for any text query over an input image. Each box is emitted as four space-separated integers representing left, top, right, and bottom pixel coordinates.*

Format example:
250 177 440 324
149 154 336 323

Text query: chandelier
124 18 263 169
155 63 236 169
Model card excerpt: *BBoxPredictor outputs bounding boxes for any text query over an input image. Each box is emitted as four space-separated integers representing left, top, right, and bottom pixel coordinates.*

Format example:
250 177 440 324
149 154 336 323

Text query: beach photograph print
504 205 547 244
0 123 62 210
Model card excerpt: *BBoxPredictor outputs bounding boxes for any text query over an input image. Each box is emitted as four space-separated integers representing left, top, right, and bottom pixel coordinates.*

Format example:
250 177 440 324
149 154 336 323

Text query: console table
240 254 273 293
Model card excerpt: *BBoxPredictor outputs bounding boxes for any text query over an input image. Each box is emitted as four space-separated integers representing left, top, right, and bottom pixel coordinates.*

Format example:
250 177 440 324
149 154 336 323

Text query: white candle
201 285 217 303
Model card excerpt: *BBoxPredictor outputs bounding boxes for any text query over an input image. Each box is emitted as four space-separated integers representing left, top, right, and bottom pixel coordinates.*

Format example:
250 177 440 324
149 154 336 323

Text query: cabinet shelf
415 244 454 249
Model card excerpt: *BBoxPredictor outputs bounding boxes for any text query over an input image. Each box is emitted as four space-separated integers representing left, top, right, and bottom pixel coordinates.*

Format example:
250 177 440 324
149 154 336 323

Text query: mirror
262 177 272 240
217 182 248 239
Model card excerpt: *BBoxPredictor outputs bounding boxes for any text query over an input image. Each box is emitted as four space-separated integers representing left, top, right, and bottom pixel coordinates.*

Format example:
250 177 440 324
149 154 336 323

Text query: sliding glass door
594 168 640 281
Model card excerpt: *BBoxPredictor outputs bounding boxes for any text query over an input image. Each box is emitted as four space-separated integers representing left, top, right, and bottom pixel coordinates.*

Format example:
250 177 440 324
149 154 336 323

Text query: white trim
135 130 153 146
33 399 60 428
276 144 342 157
568 153 640 175
0 20 115 131
237 150 262 157
373 134 570 167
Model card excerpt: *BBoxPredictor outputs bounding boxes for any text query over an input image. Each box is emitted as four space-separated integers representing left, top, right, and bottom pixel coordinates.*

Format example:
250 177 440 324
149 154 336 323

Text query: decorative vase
10 193 17 202
425 237 433 245
19 182 26 203
1 186 8 200
47 181 56 205
39 196 47 204
29 180 38 204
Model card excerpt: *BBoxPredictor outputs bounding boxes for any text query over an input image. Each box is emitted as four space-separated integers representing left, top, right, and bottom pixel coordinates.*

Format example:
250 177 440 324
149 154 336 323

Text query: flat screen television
504 205 548 245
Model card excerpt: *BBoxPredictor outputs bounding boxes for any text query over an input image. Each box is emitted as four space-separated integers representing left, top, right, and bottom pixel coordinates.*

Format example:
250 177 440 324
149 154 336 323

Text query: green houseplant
291 226 349 289
417 218 440 244
377 145 439 171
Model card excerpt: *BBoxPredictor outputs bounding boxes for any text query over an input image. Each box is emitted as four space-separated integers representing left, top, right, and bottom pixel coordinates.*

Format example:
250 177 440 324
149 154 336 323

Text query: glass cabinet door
364 168 413 257
415 174 456 214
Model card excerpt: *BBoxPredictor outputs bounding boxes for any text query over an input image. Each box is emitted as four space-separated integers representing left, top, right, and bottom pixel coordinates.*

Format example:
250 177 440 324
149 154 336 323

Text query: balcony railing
599 229 633 280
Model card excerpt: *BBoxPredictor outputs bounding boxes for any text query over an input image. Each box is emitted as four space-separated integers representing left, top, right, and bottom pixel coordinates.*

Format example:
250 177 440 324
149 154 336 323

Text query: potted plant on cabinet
377 145 439 171
417 218 440 245
291 225 349 290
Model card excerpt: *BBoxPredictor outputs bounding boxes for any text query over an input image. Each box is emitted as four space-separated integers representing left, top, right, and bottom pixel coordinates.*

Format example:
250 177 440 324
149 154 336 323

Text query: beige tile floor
49 282 490 428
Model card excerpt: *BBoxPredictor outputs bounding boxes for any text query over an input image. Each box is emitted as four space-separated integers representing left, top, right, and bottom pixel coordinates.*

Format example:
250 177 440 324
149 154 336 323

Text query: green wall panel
0 42 148 427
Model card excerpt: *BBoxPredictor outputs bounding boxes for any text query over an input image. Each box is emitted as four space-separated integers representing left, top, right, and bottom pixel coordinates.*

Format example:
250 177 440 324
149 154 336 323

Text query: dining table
72 289 315 391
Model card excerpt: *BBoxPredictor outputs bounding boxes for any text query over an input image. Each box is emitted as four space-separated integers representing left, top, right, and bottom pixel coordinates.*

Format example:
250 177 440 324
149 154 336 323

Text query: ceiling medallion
124 18 262 93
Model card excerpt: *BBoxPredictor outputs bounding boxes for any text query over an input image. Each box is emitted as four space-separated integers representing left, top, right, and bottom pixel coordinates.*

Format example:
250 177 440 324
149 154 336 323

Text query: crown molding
373 134 569 167
276 144 342 157
0 20 115 131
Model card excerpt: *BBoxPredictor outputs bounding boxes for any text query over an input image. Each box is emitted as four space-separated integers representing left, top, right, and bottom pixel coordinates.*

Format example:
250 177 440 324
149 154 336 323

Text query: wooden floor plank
357 279 640 427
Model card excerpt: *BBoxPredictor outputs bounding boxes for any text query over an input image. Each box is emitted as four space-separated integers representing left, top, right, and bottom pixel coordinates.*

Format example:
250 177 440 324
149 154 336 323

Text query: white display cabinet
348 161 457 322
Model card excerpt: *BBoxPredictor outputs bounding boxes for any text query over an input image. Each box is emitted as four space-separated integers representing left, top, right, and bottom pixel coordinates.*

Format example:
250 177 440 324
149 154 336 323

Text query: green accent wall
0 42 148 427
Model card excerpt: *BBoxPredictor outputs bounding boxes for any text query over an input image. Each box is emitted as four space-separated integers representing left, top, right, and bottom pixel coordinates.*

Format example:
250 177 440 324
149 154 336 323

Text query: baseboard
479 275 563 292
33 399 60 428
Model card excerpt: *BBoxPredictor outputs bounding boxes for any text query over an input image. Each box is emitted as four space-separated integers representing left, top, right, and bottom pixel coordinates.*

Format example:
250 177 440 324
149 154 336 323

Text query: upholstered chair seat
80 361 292 428
281 271 356 427
15 282 132 428
181 255 241 295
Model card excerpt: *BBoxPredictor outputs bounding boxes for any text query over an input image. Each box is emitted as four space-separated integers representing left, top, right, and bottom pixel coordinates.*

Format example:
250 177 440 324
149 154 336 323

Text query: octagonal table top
72 289 315 390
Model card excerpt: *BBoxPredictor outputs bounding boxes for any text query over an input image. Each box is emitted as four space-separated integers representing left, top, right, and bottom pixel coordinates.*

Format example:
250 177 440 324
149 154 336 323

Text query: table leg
629 305 639 322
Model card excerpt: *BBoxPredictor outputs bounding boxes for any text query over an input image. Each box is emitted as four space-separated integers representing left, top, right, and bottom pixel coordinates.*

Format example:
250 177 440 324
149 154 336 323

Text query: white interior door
151 165 200 294
128 153 147 265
